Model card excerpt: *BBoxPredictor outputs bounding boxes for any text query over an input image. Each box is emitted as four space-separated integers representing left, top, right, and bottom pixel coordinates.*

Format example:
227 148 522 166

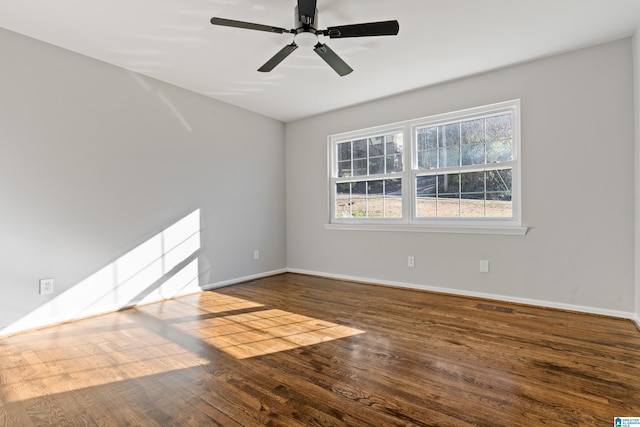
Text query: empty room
2 0 640 425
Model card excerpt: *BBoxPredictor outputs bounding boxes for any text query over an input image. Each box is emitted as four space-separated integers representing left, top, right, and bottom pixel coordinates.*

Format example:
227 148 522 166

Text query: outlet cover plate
39 278 54 295
480 260 490 273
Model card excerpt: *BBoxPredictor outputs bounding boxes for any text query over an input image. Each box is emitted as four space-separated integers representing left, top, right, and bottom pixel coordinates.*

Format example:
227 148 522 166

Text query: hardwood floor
1 273 639 426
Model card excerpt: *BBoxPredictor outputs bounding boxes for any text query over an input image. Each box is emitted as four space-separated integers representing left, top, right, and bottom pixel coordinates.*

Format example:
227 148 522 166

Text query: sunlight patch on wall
2 210 202 336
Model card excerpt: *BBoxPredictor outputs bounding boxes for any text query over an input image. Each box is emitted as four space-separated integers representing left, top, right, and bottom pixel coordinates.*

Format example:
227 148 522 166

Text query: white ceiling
1 0 640 122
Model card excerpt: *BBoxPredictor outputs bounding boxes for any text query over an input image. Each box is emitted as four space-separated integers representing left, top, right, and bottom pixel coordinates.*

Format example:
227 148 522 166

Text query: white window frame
326 100 527 235
329 125 408 224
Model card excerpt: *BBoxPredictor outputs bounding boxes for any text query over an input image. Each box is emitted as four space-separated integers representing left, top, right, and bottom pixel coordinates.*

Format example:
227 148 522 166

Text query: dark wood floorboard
1 273 639 426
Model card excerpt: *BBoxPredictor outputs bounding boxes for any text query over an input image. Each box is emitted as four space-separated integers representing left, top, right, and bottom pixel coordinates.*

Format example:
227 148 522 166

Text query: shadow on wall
1 209 205 337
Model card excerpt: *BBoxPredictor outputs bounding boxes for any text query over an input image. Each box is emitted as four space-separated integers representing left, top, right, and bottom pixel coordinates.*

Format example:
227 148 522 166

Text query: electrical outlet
408 256 415 268
480 260 490 273
254 250 260 260
39 278 54 295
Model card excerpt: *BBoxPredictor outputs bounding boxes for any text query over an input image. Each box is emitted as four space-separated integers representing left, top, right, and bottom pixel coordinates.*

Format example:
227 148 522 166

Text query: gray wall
0 28 286 335
287 38 636 317
1 27 637 336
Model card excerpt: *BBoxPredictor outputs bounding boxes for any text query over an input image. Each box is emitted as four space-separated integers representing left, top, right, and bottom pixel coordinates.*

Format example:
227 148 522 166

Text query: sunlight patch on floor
0 291 365 404
0 319 210 403
200 308 365 359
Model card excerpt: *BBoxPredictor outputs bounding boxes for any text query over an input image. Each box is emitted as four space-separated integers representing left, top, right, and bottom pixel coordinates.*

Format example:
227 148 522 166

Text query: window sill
324 223 528 236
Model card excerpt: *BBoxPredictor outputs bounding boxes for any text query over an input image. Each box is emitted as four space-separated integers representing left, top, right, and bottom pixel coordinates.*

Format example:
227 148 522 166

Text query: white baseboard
287 268 637 321
201 269 288 290
634 314 640 331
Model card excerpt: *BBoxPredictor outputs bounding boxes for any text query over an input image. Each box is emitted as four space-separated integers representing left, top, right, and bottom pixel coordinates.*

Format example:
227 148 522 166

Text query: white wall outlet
480 260 490 273
408 256 415 268
254 250 260 260
39 278 54 295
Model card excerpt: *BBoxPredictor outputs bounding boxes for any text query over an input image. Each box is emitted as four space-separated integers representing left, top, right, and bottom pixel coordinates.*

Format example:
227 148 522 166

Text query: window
334 130 404 219
328 100 525 234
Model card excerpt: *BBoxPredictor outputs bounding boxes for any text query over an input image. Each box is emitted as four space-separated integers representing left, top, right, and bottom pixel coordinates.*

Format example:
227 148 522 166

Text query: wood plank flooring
1 273 639 426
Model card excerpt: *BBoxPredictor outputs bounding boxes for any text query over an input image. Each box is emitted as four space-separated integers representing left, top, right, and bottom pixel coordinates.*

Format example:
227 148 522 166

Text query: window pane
385 179 402 218
353 139 367 159
338 142 351 161
367 180 384 218
486 114 512 163
416 175 436 217
460 193 485 217
462 143 485 166
461 171 485 194
486 114 512 141
338 160 352 177
416 175 436 197
486 139 513 163
386 154 403 173
338 131 404 178
369 157 384 175
335 183 352 218
336 182 352 195
486 192 512 217
437 173 460 195
416 198 437 217
368 180 383 196
418 149 437 169
385 178 402 196
437 194 460 217
386 132 404 170
486 169 512 193
417 127 437 151
352 181 366 196
442 123 461 145
439 124 461 167
461 119 484 144
335 179 403 219
351 181 367 217
417 127 436 169
437 174 460 217
386 139 401 156
354 159 367 176
369 137 384 156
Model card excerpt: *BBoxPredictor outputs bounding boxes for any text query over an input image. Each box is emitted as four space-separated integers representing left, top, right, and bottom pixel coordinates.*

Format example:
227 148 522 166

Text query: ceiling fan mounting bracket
294 6 318 32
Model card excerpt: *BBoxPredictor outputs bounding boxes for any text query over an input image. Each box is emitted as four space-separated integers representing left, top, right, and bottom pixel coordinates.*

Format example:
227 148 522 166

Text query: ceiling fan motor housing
295 5 318 28
294 6 320 47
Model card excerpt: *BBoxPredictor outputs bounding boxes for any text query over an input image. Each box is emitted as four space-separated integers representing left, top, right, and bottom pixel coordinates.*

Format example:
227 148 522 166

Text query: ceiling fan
210 0 399 76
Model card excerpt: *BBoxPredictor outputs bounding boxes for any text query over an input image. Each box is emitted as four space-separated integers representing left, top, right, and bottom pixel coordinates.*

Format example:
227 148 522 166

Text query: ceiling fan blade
258 43 298 72
210 17 291 34
297 0 317 26
313 43 353 76
323 20 400 38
